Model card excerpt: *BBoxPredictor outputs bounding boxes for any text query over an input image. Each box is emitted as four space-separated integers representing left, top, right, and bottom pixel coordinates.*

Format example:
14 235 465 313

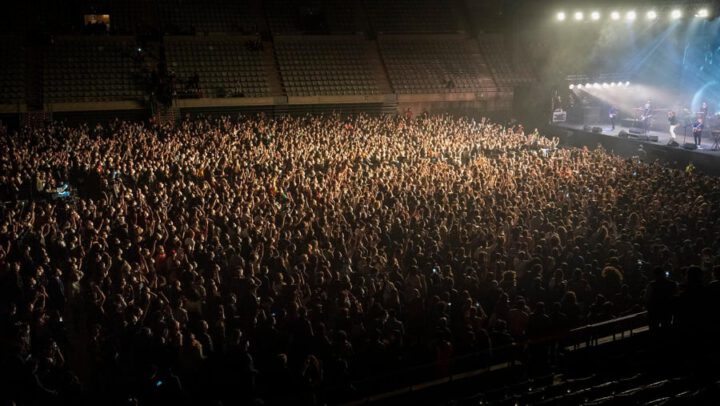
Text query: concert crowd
1 114 719 405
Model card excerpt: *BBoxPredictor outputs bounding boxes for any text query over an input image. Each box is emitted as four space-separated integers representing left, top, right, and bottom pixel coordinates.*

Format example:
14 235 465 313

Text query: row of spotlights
557 8 708 21
569 82 631 89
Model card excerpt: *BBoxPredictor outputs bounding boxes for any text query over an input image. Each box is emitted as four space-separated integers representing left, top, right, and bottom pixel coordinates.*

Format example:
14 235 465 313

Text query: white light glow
626 11 637 21
647 11 657 20
569 84 575 89
671 9 682 19
574 11 584 21
696 9 709 18
611 11 621 20
557 12 566 21
591 11 600 21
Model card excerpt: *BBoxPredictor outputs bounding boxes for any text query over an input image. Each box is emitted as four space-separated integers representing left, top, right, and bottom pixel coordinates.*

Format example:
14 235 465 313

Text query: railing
339 311 649 405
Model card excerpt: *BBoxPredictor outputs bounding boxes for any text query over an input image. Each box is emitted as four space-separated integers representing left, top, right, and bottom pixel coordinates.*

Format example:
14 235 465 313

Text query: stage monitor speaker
618 130 629 139
683 143 697 150
583 125 592 132
592 126 602 133
667 140 679 147
628 128 646 135
639 135 659 142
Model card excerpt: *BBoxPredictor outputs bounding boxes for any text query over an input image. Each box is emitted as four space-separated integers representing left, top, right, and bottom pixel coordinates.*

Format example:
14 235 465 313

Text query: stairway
262 41 284 96
25 45 45 111
366 40 393 94
153 103 178 126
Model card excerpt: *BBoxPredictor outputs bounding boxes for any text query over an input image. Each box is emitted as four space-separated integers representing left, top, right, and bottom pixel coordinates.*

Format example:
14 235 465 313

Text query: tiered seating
379 36 495 94
166 37 270 98
458 374 717 406
363 0 459 33
478 34 535 87
0 37 25 104
275 36 378 96
156 0 264 34
44 37 143 103
264 0 366 34
109 0 159 34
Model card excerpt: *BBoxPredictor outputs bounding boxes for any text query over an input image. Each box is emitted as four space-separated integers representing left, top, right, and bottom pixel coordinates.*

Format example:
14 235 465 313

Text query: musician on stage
609 105 618 130
693 116 704 147
667 111 678 140
642 99 653 133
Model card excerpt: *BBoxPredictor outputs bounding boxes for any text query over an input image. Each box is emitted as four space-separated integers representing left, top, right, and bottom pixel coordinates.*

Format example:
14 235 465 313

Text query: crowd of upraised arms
1 113 720 405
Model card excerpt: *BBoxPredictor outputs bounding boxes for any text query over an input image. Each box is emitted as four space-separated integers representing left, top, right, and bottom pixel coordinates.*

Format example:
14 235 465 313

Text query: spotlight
569 84 575 90
647 11 657 20
696 8 709 18
602 83 609 88
591 11 600 21
585 83 592 88
610 82 616 87
626 11 637 21
671 9 682 19
557 11 566 21
611 11 621 20
593 83 601 89
577 84 583 89
574 11 584 21
625 81 630 87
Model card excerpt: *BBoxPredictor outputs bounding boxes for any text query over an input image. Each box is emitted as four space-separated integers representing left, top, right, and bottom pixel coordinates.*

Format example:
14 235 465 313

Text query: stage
547 121 720 176
553 122 720 152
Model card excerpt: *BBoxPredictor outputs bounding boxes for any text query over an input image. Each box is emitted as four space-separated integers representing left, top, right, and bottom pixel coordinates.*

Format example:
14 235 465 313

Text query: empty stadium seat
379 36 495 94
0 37 26 104
165 37 271 98
43 37 144 103
275 36 379 96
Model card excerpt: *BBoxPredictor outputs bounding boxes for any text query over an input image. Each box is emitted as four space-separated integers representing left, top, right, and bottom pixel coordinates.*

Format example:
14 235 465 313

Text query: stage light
569 84 575 89
610 82 616 87
593 83 601 89
577 84 583 89
611 11 621 20
671 9 682 19
602 83 609 88
574 11 584 21
585 83 592 88
591 11 600 21
626 11 637 21
625 81 630 87
696 8 709 18
647 11 657 20
557 12 566 21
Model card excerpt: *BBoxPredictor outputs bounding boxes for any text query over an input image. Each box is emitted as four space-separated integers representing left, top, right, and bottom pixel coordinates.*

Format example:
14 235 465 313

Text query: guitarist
609 105 619 130
641 99 653 134
693 116 704 147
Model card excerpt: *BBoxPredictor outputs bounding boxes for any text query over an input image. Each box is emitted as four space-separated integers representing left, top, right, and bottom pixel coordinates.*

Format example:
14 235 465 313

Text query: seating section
0 38 25 104
264 0 366 34
379 36 496 94
478 34 535 87
455 374 720 406
275 37 378 96
44 37 144 103
166 37 270 98
363 0 459 33
156 0 264 34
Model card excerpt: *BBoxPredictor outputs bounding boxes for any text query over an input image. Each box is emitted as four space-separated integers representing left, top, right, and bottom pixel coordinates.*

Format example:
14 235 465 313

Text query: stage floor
553 122 720 155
